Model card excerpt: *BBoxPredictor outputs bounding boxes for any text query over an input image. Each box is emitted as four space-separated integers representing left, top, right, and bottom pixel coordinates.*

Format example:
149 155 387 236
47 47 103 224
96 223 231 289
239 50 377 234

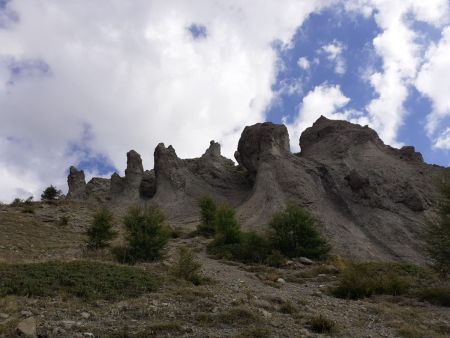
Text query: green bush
308 314 336 334
114 206 170 264
211 204 241 246
417 287 450 307
265 250 286 267
86 209 117 249
209 231 271 264
268 205 330 260
171 247 203 285
41 185 63 201
0 261 158 300
426 178 450 277
59 215 69 226
10 196 33 207
331 263 411 299
197 197 217 236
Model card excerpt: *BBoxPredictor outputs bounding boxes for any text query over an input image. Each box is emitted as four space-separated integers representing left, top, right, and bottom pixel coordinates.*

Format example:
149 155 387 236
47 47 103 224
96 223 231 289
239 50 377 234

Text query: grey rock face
125 150 144 189
140 170 156 200
67 166 86 199
235 122 290 175
66 116 447 263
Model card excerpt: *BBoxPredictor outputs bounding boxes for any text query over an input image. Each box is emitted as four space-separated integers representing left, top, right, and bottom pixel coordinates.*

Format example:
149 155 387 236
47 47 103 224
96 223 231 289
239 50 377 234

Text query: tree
426 179 450 277
115 206 170 263
197 197 217 236
86 208 117 249
41 185 63 201
268 204 330 260
212 204 241 246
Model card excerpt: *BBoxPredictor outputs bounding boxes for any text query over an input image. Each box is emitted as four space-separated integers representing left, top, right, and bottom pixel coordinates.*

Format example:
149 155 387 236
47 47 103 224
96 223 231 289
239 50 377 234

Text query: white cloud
287 84 351 151
433 128 450 150
322 40 346 75
0 0 331 202
297 56 310 70
416 26 450 135
344 0 450 148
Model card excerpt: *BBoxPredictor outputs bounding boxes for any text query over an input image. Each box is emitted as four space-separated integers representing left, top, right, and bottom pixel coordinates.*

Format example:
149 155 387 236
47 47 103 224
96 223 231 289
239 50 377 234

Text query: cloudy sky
1 0 450 202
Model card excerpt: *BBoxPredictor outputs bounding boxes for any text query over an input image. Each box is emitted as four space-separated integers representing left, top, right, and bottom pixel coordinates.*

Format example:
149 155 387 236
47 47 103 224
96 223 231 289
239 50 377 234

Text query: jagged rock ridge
67 116 447 263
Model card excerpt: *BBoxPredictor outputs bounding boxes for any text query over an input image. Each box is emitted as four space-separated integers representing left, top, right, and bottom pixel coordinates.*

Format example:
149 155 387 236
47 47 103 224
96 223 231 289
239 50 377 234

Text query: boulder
16 317 37 337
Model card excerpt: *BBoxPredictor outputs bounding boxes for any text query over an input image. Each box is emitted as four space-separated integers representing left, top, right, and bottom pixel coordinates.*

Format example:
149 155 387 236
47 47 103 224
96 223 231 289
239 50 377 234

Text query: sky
1 0 450 202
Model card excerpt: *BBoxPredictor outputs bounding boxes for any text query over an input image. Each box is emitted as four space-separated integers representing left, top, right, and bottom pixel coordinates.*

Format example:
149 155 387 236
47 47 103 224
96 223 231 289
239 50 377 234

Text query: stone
0 313 9 319
276 278 286 284
21 310 33 317
81 312 90 319
67 166 86 199
16 317 37 337
259 309 272 319
299 257 314 265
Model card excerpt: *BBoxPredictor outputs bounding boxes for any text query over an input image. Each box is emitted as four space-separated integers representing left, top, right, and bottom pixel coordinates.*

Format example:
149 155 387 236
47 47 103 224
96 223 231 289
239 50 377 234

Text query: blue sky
0 1 450 201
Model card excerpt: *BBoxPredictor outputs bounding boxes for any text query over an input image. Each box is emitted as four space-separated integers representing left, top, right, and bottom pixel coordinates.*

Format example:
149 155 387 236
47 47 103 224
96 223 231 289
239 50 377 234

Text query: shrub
41 185 63 201
0 261 158 300
265 250 286 267
11 196 32 207
209 231 271 264
59 215 69 226
86 209 117 249
268 205 330 260
426 178 450 277
114 206 170 264
171 247 202 285
197 197 217 236
417 287 450 307
211 204 241 246
308 314 336 334
331 263 411 299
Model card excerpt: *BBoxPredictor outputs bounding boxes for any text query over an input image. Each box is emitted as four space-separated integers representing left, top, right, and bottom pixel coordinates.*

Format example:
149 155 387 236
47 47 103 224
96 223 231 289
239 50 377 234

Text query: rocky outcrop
235 122 290 175
66 116 447 263
110 150 145 201
67 166 86 199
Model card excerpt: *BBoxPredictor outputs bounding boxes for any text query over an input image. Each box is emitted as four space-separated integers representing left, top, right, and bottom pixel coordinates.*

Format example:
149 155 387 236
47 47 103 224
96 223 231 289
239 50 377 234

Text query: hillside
67 117 447 263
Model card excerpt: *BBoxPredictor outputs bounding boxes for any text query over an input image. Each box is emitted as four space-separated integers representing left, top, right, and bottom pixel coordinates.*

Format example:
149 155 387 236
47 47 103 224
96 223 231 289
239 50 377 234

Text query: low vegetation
86 208 117 249
0 261 158 300
416 287 450 307
113 206 170 264
308 314 337 334
171 247 203 285
331 261 450 307
332 262 411 299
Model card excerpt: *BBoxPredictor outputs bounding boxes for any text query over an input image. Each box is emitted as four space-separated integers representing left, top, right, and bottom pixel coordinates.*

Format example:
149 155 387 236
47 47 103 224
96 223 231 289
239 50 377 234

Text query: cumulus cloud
297 56 310 70
433 128 450 150
0 0 331 202
286 84 351 151
344 0 450 148
416 26 450 139
322 40 346 75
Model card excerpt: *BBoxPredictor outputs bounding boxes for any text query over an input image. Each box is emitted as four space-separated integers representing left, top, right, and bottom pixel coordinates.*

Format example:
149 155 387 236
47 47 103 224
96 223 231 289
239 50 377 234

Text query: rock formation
66 116 448 263
67 166 86 199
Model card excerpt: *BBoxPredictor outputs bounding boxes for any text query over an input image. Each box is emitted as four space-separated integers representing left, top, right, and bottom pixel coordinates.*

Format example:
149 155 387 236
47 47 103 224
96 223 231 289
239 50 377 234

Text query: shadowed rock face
67 166 86 199
66 116 448 263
